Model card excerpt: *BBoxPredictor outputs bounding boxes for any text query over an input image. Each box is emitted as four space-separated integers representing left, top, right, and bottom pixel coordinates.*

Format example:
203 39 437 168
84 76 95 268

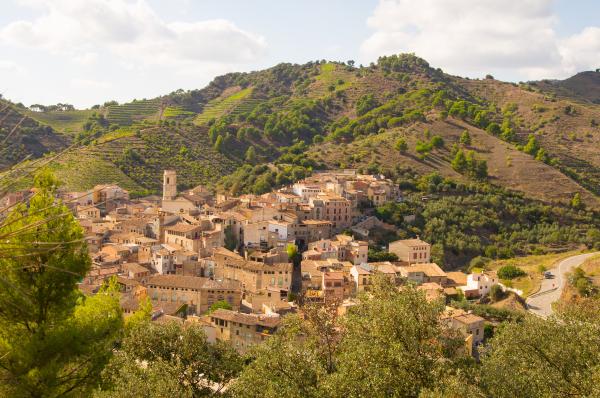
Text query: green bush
490 284 504 302
497 265 526 280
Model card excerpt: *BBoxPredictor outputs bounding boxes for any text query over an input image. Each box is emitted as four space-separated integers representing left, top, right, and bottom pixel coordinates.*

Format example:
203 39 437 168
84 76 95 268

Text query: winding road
526 252 598 318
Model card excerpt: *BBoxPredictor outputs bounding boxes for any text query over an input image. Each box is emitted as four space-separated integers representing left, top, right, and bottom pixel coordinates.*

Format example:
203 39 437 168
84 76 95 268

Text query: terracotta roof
123 262 150 274
441 307 485 325
323 271 344 280
391 238 430 247
165 223 202 233
446 272 468 286
213 246 244 259
117 276 142 286
410 263 446 277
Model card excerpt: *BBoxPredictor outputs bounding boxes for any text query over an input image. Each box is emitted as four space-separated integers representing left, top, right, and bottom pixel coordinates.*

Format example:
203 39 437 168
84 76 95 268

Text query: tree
355 94 379 116
460 129 472 146
523 134 539 155
0 170 123 398
497 265 526 280
451 149 468 173
367 249 399 262
231 277 469 398
430 135 444 148
480 298 600 398
287 243 300 264
214 135 223 152
571 192 583 209
489 284 504 302
209 300 233 313
245 146 256 163
535 148 548 163
229 311 334 398
395 137 408 152
224 224 237 251
96 321 243 397
486 122 501 135
328 277 466 397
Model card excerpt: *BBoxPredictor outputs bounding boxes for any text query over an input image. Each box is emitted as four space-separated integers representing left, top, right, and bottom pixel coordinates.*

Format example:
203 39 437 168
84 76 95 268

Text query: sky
0 0 599 108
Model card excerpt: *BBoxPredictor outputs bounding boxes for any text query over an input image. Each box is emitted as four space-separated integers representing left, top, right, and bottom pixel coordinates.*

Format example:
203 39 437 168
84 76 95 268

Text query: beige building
389 238 431 264
398 263 447 285
305 234 368 265
146 275 241 315
441 307 485 355
76 205 101 220
322 271 345 303
308 194 353 232
164 222 223 256
209 309 280 353
211 250 292 294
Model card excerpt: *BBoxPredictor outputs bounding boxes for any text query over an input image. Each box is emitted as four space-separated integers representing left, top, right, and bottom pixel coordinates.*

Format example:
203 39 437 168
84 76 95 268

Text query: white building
459 272 498 298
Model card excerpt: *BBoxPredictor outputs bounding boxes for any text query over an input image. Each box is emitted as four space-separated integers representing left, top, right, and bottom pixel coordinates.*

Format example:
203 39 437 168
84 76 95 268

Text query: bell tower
163 170 177 201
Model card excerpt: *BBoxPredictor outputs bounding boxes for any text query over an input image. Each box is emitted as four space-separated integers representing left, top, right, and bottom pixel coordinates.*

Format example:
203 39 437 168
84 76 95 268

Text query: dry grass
581 254 600 280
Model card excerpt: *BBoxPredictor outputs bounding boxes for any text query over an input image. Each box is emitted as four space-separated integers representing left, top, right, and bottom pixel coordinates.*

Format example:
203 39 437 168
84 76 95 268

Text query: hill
532 71 600 104
2 54 600 209
0 100 69 169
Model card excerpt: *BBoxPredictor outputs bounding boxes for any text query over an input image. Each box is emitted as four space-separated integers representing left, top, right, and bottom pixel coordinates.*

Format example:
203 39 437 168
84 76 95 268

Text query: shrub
490 284 504 302
497 265 526 280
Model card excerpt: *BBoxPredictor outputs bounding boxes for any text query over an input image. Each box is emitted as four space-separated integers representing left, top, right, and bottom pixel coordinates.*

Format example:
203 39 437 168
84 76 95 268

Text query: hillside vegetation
2 54 600 209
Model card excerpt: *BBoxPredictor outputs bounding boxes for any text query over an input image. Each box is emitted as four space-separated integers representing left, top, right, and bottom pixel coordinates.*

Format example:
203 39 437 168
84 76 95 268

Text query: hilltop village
11 169 499 355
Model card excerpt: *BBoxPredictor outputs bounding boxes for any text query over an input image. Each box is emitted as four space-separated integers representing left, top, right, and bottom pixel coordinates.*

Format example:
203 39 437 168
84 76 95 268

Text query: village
2 169 502 356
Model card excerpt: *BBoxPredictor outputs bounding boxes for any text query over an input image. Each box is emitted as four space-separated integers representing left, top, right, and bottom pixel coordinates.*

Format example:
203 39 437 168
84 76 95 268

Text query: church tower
163 170 177 201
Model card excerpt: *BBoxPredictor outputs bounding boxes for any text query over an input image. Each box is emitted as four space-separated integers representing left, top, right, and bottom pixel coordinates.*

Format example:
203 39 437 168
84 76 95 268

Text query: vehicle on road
543 271 553 279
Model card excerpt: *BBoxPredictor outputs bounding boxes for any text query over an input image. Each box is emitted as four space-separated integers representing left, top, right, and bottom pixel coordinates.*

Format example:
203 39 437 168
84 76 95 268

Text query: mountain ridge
1 54 599 208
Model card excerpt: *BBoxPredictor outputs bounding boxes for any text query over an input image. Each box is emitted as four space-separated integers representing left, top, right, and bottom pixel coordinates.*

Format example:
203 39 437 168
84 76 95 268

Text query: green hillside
24 109 95 135
0 100 69 169
3 55 600 208
106 99 162 125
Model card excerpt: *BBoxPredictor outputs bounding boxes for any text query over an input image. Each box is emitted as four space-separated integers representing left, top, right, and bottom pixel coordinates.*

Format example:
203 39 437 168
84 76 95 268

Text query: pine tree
394 137 408 152
451 149 468 173
245 146 256 163
214 135 224 152
571 193 583 209
460 129 472 145
523 134 540 155
0 170 123 397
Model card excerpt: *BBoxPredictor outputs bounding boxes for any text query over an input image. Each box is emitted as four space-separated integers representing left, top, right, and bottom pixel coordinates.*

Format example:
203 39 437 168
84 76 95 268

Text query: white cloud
0 60 25 75
361 0 600 80
70 78 111 90
1 0 267 69
559 27 600 76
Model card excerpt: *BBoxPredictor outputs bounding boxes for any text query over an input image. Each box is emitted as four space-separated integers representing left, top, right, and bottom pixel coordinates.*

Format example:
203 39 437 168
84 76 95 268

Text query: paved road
526 252 598 318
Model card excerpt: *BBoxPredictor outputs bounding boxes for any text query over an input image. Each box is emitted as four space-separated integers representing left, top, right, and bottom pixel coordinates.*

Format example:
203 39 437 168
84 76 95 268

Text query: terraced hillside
106 99 162 125
24 109 94 135
0 100 69 169
194 86 255 125
110 126 239 192
3 55 600 208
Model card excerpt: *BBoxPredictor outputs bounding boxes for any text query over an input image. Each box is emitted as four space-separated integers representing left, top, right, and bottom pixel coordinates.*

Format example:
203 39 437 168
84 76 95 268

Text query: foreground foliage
0 171 123 398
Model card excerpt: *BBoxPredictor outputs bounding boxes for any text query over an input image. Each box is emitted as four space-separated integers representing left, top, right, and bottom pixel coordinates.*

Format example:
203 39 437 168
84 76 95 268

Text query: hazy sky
1 0 599 108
